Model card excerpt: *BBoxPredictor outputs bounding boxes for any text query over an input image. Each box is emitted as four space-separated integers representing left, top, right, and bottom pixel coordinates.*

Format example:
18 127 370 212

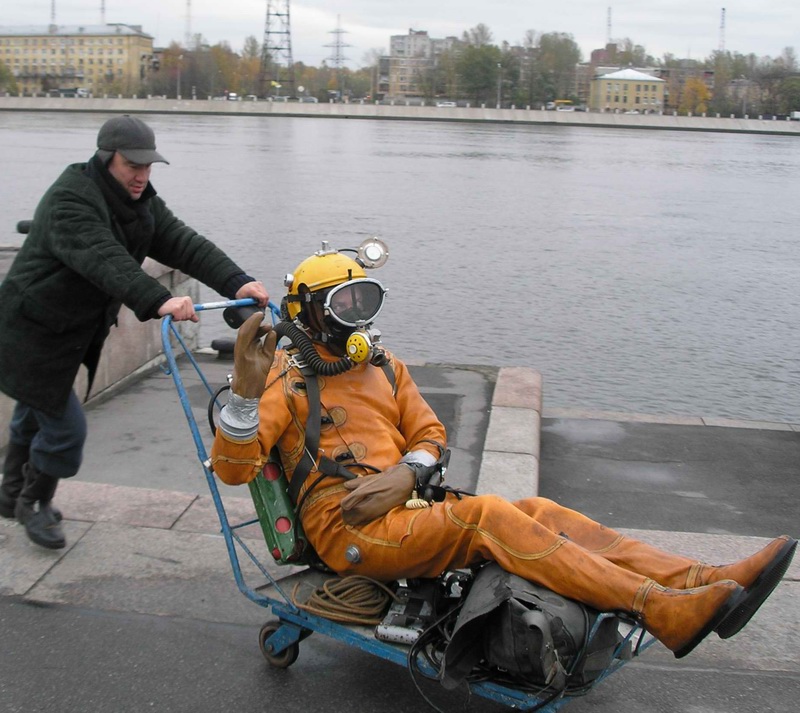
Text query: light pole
496 63 502 108
740 76 747 117
177 54 183 99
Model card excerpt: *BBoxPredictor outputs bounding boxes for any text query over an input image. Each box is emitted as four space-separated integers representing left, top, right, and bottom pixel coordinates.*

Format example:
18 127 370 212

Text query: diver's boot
504 537 743 659
633 579 743 658
15 463 66 550
530 500 794 595
0 442 29 518
601 532 796 632
685 536 797 589
695 537 797 640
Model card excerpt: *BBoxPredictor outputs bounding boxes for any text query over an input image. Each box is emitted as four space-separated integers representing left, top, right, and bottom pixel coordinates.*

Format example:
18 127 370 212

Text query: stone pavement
1 352 798 713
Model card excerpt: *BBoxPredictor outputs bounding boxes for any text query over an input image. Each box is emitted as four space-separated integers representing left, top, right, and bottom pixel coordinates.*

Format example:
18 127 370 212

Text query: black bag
441 563 625 692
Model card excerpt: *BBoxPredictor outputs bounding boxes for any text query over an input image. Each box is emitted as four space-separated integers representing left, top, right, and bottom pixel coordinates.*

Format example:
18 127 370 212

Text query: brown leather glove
340 464 416 526
231 311 278 398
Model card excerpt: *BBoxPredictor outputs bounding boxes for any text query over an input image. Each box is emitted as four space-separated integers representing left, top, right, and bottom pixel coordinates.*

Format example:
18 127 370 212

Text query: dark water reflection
2 112 798 422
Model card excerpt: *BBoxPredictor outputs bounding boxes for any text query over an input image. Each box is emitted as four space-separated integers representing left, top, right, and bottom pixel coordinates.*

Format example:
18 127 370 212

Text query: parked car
226 92 240 101
436 101 457 107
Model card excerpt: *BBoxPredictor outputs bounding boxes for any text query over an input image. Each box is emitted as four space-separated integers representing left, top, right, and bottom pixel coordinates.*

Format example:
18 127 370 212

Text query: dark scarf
85 153 157 254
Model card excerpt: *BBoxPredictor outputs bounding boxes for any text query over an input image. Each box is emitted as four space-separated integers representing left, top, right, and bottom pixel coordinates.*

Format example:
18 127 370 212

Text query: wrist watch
402 461 434 490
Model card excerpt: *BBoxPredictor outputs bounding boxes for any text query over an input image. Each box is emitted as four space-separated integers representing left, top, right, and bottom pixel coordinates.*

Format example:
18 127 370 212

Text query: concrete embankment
2 95 800 136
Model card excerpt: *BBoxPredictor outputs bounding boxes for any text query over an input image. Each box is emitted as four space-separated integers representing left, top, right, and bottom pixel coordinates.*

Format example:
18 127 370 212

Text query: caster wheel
259 621 299 668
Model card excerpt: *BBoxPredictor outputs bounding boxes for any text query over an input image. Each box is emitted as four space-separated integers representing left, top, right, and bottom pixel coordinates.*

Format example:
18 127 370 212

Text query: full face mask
283 239 389 363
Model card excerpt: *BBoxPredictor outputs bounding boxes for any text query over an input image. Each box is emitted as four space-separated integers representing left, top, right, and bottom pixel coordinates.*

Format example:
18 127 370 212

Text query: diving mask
322 278 386 328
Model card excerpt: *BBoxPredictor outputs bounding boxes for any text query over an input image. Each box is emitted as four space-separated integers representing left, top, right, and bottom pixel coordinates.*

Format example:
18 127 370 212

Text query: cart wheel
259 622 300 668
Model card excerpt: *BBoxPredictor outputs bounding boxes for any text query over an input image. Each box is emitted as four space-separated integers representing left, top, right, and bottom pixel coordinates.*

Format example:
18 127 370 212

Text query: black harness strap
286 357 397 506
287 360 321 505
380 361 397 396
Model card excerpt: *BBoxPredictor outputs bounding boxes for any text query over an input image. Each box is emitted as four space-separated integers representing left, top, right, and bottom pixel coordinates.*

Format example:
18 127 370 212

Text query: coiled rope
291 575 400 625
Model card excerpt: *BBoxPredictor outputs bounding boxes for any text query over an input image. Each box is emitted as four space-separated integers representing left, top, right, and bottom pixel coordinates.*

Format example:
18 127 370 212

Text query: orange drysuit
210 346 787 654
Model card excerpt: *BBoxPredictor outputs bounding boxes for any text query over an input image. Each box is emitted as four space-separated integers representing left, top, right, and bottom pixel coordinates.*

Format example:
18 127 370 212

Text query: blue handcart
161 299 656 711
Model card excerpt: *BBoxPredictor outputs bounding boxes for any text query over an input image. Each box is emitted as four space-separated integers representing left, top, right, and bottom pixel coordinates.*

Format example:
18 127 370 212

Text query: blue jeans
9 390 87 478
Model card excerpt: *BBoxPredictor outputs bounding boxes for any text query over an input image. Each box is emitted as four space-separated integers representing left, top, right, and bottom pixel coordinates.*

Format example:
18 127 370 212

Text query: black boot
0 444 62 521
15 463 66 550
0 443 30 518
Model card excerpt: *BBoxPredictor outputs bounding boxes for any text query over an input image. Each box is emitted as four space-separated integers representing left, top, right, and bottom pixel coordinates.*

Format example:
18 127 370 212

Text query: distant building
589 68 665 113
379 29 458 99
0 24 155 96
653 65 715 113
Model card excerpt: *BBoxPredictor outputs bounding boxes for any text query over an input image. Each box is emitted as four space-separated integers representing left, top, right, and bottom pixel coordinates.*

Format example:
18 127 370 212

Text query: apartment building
589 68 665 112
0 24 154 96
379 29 458 99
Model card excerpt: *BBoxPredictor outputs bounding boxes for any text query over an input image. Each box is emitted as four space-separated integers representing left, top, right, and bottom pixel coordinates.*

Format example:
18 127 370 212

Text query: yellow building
0 24 155 96
589 68 665 113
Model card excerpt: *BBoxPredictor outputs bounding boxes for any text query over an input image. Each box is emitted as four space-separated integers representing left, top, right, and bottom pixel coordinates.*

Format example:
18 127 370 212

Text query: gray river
1 111 798 423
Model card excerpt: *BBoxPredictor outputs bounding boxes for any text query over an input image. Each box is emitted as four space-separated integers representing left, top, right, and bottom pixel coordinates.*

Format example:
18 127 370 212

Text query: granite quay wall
0 255 199 452
1 95 799 136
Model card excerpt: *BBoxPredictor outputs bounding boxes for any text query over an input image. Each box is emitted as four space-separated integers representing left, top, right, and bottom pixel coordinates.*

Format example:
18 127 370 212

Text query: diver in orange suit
211 241 796 659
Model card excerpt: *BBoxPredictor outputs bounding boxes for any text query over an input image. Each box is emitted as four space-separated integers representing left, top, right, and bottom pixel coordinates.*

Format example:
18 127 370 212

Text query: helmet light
357 238 389 269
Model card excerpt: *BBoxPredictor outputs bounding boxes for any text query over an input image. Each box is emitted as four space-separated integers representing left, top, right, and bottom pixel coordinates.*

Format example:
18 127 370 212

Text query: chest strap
287 358 321 505
286 356 397 506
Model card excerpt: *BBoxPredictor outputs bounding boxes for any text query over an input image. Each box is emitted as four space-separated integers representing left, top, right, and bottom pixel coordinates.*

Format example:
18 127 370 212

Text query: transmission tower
185 0 192 49
325 15 351 100
719 7 726 53
260 0 295 97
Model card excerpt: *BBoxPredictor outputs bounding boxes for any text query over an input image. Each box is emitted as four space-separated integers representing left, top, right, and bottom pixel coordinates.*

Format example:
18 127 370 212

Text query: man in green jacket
0 115 269 550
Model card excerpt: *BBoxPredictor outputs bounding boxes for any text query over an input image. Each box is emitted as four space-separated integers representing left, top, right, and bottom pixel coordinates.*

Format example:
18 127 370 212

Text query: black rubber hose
222 304 354 377
273 320 354 376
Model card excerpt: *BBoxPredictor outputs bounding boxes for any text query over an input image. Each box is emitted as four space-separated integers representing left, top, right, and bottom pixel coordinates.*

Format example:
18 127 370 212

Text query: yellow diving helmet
282 239 389 361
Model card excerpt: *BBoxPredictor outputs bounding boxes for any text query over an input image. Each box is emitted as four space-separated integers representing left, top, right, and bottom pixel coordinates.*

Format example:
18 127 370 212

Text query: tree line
2 22 798 115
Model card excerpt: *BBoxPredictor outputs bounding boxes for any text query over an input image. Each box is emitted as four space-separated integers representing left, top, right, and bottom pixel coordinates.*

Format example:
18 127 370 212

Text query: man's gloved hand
340 464 416 526
231 311 277 398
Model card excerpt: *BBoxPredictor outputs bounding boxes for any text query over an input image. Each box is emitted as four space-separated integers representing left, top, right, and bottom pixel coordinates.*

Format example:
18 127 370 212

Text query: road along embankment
1 95 799 136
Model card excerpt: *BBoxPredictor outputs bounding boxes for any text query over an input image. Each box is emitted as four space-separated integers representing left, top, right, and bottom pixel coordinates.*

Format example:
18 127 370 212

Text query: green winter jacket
0 158 251 416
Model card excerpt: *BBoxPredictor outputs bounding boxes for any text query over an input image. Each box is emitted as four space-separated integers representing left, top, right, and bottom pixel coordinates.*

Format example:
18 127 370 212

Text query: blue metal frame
161 300 656 711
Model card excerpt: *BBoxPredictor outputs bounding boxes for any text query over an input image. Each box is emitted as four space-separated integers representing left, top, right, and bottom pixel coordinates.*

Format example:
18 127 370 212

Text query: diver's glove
231 311 277 399
340 464 415 526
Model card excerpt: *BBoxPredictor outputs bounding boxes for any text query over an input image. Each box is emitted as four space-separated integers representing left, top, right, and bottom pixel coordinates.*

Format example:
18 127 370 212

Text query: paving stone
57 479 196 529
477 451 539 500
0 517 93 596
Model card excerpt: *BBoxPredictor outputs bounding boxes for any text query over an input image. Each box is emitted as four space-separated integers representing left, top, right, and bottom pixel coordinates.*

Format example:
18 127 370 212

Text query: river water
1 111 798 423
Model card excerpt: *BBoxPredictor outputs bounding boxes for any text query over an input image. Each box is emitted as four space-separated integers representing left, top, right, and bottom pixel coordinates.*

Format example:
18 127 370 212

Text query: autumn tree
615 38 654 67
462 23 493 47
457 43 503 104
678 76 711 114
0 60 19 94
537 32 581 100
776 76 800 114
239 36 262 95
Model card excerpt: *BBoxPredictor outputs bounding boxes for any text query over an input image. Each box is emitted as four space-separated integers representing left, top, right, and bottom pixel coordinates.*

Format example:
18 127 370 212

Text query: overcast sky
4 1 796 67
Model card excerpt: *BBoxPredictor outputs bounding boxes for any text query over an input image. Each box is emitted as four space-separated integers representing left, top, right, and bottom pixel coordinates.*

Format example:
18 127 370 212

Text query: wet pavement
0 351 798 713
